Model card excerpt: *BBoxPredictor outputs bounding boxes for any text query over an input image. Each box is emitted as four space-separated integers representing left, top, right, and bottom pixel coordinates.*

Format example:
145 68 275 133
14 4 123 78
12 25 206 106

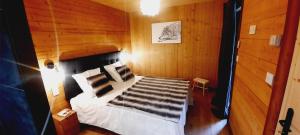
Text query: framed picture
152 21 181 44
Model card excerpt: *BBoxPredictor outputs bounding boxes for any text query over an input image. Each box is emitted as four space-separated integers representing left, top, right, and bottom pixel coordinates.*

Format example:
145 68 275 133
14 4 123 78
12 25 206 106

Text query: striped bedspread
108 77 190 123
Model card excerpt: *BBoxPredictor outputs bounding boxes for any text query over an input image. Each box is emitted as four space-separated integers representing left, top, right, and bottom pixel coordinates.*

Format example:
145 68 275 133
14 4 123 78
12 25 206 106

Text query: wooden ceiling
91 0 214 12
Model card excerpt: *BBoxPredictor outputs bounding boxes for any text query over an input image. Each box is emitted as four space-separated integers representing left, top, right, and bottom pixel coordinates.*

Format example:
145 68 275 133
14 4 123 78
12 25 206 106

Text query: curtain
211 0 242 119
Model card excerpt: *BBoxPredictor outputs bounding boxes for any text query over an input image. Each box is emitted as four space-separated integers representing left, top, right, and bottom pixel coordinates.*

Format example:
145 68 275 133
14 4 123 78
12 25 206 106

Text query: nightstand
52 109 80 135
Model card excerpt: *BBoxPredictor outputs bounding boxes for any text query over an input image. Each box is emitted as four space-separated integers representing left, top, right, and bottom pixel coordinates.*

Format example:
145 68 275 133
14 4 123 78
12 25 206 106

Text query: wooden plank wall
23 0 130 113
130 0 223 87
229 0 288 134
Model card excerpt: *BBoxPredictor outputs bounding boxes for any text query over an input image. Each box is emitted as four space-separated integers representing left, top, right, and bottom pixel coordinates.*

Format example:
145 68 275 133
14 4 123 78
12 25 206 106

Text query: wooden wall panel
23 0 130 113
24 0 130 65
229 0 288 134
130 0 223 87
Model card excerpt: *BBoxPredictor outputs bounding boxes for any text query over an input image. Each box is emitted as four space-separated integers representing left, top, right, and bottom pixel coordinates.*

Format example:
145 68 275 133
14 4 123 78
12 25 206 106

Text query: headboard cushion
59 51 120 100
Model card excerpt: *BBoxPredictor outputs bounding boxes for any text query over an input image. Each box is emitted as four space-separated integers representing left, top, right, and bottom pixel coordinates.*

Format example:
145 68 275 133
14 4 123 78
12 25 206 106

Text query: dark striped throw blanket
108 77 190 123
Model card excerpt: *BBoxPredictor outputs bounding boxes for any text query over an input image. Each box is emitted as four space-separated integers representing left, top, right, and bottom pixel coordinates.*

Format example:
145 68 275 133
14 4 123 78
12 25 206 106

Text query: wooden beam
263 0 300 134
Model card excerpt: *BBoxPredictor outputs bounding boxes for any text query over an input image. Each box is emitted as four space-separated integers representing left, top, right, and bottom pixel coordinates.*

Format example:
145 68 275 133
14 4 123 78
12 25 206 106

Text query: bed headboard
59 51 120 100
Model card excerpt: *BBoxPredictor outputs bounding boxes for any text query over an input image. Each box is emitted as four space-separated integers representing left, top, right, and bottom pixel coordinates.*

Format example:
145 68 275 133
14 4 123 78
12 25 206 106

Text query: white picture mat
152 21 181 44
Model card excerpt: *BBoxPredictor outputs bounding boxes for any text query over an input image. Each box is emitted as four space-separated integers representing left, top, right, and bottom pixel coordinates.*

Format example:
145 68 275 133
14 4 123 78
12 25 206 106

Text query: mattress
70 76 189 135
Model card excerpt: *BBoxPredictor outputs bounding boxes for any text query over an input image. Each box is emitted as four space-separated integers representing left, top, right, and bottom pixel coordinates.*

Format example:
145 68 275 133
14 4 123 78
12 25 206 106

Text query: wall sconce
119 51 132 64
119 50 138 65
44 59 55 69
42 59 64 96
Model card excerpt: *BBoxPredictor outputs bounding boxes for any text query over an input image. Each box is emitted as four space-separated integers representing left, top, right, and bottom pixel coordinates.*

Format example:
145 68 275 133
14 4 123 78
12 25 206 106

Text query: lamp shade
140 0 160 16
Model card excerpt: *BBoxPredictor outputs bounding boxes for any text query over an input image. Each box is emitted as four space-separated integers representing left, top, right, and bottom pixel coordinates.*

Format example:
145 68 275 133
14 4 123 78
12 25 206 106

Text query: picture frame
152 21 181 44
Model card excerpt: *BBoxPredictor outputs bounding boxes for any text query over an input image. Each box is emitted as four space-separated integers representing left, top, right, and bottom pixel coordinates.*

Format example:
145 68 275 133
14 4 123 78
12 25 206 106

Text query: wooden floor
79 88 232 135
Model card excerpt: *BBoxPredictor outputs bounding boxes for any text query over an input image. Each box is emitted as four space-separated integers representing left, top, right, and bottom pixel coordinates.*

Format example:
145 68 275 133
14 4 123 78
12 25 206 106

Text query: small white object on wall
152 21 181 44
269 35 282 47
52 88 59 96
249 25 256 35
265 72 274 86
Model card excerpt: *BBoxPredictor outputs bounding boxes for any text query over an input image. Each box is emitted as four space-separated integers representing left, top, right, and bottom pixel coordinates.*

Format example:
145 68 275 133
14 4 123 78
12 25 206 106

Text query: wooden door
275 19 300 135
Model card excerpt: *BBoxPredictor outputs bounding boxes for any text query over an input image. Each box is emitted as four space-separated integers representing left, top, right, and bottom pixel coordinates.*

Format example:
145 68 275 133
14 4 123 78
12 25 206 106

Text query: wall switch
265 72 274 86
269 35 282 47
52 88 59 96
249 25 256 34
236 56 239 62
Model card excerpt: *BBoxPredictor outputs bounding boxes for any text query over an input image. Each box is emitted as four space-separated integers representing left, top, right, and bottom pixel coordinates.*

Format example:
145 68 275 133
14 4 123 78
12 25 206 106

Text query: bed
60 51 191 135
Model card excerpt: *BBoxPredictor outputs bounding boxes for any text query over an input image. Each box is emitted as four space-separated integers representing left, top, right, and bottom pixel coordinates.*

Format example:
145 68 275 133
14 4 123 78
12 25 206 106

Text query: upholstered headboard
59 51 120 100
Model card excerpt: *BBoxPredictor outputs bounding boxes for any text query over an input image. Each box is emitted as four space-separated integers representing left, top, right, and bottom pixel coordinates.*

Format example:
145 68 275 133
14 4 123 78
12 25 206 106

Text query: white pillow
72 68 100 96
104 62 124 82
88 68 101 77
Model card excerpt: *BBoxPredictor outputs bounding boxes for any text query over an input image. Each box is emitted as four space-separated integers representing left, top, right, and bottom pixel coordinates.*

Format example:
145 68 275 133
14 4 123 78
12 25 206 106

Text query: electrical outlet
249 25 256 35
236 56 239 62
265 72 274 86
269 35 282 47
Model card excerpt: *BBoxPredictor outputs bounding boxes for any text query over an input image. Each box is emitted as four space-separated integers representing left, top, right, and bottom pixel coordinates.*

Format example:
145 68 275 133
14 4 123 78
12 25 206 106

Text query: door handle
278 108 294 135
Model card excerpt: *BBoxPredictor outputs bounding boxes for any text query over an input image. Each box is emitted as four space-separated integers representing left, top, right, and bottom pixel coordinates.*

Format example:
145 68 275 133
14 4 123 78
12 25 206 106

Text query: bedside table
52 109 80 135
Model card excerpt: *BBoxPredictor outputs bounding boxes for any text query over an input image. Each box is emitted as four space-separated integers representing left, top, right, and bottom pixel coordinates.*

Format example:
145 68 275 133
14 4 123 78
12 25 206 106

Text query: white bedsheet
70 76 188 135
